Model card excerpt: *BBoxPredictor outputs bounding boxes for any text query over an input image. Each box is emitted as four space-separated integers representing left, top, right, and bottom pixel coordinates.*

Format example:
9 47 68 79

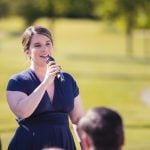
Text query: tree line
0 0 150 57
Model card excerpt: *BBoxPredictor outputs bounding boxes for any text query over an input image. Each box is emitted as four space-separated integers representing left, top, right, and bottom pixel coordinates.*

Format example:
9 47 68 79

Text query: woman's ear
81 132 91 150
25 49 29 55
25 50 31 59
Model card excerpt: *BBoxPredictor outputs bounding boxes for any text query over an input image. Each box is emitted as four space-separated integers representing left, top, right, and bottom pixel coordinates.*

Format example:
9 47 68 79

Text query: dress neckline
29 68 56 104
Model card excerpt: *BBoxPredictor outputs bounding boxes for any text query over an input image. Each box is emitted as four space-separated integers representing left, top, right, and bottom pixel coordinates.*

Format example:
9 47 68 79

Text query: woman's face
28 33 53 66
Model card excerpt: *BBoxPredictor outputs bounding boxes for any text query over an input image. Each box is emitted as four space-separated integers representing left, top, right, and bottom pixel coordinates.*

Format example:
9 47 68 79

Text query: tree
93 0 150 57
0 0 10 18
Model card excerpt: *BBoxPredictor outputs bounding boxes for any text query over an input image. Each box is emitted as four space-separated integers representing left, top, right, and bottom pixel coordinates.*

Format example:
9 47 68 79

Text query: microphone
46 55 65 82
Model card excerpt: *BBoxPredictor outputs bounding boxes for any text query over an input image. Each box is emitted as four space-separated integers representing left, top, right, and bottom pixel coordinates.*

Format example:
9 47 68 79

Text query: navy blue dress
7 68 79 150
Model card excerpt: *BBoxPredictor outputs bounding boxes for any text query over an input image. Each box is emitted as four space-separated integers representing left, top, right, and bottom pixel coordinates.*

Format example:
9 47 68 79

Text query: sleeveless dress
7 68 79 150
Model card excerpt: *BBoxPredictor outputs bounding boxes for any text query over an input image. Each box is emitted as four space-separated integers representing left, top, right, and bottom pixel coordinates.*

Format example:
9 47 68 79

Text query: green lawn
1 17 150 150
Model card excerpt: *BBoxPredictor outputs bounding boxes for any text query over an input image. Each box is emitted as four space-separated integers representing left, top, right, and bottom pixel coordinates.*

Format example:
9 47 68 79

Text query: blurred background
0 0 150 149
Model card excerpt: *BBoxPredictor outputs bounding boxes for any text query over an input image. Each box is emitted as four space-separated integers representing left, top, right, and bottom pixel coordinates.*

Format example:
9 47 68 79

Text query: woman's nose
41 45 47 52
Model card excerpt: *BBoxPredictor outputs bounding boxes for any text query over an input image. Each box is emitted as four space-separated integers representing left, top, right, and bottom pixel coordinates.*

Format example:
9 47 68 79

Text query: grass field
1 17 150 150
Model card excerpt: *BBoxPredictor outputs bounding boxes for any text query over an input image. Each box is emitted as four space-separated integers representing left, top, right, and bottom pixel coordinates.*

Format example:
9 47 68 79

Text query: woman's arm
6 61 60 119
69 95 84 124
69 95 85 149
7 80 49 119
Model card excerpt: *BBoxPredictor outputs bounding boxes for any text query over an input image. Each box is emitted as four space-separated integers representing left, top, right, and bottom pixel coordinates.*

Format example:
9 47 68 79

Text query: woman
6 26 84 150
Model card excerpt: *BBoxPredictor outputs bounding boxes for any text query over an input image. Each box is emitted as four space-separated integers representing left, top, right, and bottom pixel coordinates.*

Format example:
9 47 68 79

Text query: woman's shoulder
63 72 75 80
7 69 33 92
9 68 31 81
62 72 79 86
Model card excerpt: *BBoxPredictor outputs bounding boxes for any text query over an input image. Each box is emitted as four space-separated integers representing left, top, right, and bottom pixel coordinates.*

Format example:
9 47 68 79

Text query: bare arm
7 80 49 119
69 95 84 124
69 95 84 149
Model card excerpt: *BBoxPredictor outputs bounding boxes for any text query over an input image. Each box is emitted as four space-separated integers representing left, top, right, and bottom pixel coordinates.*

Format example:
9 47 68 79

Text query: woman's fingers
47 62 61 78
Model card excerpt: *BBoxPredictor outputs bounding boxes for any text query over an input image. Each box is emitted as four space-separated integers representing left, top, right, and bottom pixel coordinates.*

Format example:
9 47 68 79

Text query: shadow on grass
67 53 150 65
67 53 150 80
73 72 150 81
9 31 22 37
126 124 150 129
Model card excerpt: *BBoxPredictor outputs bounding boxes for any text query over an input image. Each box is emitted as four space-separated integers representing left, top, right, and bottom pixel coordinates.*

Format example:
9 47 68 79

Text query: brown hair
78 107 124 150
22 26 53 52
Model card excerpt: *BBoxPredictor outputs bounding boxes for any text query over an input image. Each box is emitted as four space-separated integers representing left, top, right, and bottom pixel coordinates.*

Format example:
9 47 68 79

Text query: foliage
92 0 150 57
0 0 10 17
4 0 95 25
1 0 150 57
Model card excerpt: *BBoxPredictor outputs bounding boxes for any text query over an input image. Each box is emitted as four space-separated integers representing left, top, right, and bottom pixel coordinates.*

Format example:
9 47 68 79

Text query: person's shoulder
63 72 75 80
62 72 78 84
9 68 31 81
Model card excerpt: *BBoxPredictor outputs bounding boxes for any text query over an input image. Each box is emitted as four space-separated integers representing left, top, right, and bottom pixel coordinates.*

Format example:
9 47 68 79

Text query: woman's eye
34 45 41 47
46 43 51 46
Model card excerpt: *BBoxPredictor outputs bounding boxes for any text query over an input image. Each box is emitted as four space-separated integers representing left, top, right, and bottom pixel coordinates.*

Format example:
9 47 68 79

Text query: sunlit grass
1 17 150 150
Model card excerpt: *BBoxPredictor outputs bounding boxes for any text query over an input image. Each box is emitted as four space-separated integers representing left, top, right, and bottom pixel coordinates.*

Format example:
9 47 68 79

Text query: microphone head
46 55 55 64
46 55 65 82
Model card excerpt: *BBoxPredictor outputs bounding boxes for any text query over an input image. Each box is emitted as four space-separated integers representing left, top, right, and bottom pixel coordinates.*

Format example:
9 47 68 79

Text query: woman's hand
43 60 61 84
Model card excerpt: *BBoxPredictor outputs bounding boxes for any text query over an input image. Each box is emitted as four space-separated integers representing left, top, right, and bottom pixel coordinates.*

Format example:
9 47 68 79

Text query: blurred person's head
78 107 124 150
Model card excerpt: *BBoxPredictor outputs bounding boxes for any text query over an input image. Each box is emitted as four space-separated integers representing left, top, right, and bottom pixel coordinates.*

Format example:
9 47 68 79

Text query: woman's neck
30 64 47 81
